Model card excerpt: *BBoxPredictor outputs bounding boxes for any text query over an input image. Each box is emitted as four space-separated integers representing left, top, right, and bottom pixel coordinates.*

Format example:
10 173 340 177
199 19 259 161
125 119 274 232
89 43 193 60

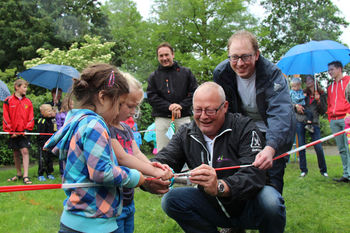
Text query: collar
158 61 180 71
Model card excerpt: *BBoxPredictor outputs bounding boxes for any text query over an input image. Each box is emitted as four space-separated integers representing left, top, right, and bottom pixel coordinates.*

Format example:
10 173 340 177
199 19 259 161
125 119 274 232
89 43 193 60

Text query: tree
24 35 115 72
0 0 109 72
38 0 110 45
148 0 258 83
102 0 159 82
259 0 349 62
0 0 54 71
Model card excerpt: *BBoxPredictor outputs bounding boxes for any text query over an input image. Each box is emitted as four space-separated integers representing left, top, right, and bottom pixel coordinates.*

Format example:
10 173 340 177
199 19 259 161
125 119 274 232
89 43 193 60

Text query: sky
134 0 350 47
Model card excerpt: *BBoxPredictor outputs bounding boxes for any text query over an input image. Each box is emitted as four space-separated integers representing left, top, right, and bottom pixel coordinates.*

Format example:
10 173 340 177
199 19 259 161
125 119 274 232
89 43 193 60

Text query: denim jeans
296 122 327 174
115 201 135 233
330 119 350 178
59 223 83 233
59 222 119 233
161 186 285 233
267 158 286 194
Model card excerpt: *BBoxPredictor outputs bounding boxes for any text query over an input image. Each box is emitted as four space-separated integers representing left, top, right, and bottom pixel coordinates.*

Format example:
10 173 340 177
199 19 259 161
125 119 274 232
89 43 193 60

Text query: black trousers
38 148 54 176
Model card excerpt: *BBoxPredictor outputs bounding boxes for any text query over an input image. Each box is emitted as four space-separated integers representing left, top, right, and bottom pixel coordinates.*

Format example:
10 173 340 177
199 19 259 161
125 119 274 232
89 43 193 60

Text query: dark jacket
294 92 327 126
37 116 57 147
154 113 266 217
147 61 197 118
213 56 296 154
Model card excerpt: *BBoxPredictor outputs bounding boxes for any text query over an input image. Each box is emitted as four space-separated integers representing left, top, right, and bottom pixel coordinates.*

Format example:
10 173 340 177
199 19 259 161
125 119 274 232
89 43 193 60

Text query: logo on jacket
274 83 282 92
251 131 262 152
216 154 230 162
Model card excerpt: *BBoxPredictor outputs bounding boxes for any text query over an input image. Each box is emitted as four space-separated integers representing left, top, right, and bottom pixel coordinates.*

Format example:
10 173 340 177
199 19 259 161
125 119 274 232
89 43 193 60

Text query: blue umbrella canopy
17 64 80 92
277 40 350 75
0 80 11 101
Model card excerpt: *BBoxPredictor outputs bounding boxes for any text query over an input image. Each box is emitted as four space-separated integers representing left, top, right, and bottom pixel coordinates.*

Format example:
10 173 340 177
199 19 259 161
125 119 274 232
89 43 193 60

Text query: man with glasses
147 42 198 151
327 61 350 183
142 82 286 233
213 30 295 195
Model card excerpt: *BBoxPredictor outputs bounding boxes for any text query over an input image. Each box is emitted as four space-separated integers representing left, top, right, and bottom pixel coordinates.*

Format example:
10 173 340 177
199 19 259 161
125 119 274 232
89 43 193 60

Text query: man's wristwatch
217 180 225 195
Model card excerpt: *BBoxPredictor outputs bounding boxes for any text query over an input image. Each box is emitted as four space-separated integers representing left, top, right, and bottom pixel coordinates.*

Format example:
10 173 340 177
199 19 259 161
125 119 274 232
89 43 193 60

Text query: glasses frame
228 54 253 63
192 102 225 116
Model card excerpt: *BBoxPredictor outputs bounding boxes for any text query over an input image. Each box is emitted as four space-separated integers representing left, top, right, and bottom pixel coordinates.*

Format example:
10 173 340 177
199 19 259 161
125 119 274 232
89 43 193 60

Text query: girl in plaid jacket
45 64 144 233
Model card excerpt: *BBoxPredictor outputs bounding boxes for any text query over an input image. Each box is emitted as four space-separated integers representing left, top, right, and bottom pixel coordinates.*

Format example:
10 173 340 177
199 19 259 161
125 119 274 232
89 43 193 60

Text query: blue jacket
213 56 296 154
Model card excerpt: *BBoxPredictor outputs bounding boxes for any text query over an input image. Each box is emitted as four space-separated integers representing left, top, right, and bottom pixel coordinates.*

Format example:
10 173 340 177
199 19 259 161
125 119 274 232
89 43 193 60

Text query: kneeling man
143 82 285 233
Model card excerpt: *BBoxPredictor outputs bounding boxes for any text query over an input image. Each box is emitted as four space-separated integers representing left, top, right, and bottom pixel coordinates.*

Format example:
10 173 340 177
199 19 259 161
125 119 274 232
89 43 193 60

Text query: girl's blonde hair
120 71 144 102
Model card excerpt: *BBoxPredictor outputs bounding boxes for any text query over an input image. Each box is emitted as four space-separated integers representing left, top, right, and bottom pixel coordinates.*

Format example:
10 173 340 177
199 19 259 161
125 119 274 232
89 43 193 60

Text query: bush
136 100 155 155
319 115 335 146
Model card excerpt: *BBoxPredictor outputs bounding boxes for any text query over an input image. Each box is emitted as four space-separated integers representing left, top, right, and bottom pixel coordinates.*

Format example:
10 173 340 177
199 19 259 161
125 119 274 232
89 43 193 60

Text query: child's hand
136 172 145 187
154 167 174 181
151 162 170 171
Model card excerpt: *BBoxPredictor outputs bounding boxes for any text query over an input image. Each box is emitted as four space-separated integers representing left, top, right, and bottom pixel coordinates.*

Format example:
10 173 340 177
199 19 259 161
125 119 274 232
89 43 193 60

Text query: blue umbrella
17 64 80 92
0 80 11 101
277 40 350 75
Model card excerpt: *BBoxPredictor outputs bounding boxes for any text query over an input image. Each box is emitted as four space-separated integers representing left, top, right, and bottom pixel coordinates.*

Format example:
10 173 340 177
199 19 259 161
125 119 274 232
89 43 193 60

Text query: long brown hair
304 76 324 96
70 63 129 111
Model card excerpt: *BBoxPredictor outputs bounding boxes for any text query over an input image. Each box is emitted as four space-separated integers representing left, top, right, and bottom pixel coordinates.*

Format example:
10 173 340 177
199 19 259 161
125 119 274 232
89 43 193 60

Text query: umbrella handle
171 113 175 121
314 77 317 92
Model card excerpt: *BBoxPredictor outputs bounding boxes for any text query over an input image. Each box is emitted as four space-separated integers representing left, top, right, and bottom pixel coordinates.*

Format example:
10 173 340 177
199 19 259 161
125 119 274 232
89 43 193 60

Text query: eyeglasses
228 54 253 63
192 102 225 116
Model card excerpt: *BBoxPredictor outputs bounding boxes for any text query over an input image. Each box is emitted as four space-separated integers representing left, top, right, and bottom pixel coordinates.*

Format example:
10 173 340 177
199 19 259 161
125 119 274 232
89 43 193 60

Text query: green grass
0 153 349 233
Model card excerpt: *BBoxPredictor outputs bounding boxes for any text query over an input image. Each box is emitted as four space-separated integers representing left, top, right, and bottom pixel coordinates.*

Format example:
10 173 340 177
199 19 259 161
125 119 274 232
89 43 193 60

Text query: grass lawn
0 153 349 233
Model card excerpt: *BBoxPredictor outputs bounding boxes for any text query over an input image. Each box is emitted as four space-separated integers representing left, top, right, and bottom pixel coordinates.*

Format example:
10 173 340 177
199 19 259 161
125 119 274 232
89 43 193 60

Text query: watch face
218 181 225 193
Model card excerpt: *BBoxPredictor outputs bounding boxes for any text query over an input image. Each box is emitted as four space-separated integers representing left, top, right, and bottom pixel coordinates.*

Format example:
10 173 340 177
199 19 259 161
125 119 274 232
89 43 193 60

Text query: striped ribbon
1 127 348 193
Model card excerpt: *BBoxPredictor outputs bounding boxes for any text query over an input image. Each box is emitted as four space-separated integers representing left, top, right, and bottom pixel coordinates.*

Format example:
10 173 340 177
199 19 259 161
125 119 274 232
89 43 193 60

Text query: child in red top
3 79 34 184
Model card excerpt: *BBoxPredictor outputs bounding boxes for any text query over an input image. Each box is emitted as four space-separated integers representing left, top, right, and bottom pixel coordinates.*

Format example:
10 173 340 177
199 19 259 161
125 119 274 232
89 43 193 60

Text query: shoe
23 177 32 184
321 173 329 177
47 174 55 180
7 175 22 182
305 124 314 133
333 176 349 182
300 172 307 177
38 176 46 182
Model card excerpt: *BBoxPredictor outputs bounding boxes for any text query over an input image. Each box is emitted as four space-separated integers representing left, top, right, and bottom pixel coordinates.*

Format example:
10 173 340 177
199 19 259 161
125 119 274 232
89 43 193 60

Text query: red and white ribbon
0 132 53 136
1 128 349 193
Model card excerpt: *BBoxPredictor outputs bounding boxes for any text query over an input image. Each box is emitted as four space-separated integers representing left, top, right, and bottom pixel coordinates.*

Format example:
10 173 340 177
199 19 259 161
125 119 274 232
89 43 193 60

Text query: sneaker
38 176 46 182
305 124 314 133
321 173 329 177
47 174 55 180
333 176 349 183
300 172 307 177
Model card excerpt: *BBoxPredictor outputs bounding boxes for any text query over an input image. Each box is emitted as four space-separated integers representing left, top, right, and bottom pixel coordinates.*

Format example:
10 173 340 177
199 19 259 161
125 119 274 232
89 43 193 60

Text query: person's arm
191 119 266 200
254 68 295 169
83 120 143 188
25 99 34 131
146 73 172 113
316 93 327 115
2 100 12 132
131 140 151 163
142 125 188 194
111 139 172 180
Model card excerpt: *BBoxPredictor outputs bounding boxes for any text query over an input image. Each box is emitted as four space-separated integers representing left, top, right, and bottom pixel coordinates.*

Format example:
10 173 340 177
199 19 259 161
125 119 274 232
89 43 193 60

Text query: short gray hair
193 82 226 103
